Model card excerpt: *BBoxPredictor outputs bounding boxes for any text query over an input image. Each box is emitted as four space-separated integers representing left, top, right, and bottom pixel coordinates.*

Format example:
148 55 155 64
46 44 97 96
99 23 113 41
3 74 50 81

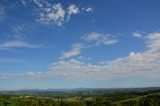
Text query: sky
0 0 160 90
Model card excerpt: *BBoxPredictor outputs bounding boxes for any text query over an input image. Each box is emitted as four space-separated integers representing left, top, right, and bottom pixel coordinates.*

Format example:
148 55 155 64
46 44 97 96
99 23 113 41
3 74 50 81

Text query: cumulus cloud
67 4 79 21
0 0 93 26
34 1 93 26
82 32 118 46
37 3 66 26
68 4 79 15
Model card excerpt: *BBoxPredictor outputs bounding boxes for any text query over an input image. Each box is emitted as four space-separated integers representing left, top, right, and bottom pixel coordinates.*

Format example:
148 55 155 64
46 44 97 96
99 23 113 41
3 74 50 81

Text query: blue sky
0 0 160 90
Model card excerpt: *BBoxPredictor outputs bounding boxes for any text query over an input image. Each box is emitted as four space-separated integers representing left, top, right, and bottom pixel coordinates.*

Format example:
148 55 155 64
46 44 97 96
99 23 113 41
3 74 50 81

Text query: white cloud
47 58 104 80
2 32 160 80
0 24 41 50
82 32 117 46
129 52 141 57
0 71 46 80
60 43 83 59
133 32 143 38
59 32 117 59
33 0 44 8
82 7 93 13
12 25 26 39
37 3 80 26
0 40 40 50
20 0 27 6
0 1 93 26
0 58 25 64
35 1 92 26
85 7 93 12
68 4 79 15
37 3 66 26
45 33 160 80
67 4 79 21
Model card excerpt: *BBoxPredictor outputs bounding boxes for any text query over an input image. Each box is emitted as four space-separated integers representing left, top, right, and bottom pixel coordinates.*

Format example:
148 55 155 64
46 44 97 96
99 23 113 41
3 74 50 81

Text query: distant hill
114 92 160 106
0 88 160 106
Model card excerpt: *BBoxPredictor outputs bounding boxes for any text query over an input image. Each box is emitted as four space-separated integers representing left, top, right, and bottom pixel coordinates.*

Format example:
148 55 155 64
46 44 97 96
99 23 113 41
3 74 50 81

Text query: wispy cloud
83 7 93 13
0 57 26 64
20 0 27 6
60 43 84 59
12 25 26 39
133 31 143 38
0 40 41 50
60 32 117 59
45 32 160 80
0 6 4 16
0 5 5 21
0 24 41 50
82 32 117 46
0 72 45 80
2 32 159 80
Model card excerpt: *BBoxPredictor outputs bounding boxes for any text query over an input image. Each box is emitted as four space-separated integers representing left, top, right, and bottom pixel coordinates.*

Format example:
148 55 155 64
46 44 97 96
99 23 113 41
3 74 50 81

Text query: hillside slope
114 92 160 106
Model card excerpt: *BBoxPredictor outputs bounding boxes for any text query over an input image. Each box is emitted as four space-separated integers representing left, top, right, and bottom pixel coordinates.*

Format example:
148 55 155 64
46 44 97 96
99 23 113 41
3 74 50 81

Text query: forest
0 88 160 106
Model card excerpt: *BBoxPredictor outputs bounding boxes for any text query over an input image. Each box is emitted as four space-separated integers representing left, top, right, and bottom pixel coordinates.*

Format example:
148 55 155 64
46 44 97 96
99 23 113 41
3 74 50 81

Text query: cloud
0 72 44 80
0 0 93 26
59 32 117 59
0 24 41 50
82 32 118 46
68 4 79 15
47 58 104 80
0 7 4 16
37 3 66 26
0 40 40 50
60 43 84 59
44 32 160 80
33 0 44 8
85 7 93 12
0 58 25 64
67 4 79 21
12 25 26 39
35 1 93 26
1 32 160 80
133 32 143 38
20 0 27 6
0 6 5 21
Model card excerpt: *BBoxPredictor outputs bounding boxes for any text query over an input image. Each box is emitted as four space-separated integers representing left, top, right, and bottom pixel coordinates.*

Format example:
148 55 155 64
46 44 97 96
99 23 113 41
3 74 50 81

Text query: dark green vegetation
0 88 160 106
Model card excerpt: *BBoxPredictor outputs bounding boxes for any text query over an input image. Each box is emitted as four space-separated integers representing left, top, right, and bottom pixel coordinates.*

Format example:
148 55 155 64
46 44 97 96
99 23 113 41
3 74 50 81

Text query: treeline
0 91 160 106
0 97 112 106
113 92 160 106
